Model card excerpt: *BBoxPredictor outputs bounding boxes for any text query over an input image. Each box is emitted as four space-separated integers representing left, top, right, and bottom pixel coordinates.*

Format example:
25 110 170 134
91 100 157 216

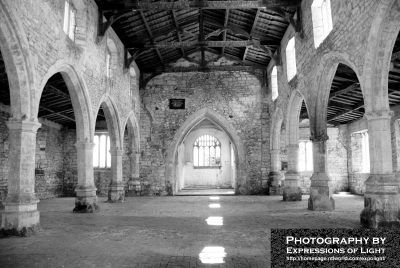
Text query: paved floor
177 189 236 196
0 194 364 268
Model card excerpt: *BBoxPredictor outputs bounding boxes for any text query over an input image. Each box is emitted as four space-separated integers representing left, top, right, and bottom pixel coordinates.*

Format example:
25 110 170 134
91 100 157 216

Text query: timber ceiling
97 0 298 70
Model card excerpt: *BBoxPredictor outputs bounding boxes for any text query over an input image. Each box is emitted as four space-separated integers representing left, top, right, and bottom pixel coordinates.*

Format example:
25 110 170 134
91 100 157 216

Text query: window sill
194 166 221 169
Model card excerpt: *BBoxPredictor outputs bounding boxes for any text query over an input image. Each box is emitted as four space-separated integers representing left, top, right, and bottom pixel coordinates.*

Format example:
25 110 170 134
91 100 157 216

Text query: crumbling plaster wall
139 71 269 195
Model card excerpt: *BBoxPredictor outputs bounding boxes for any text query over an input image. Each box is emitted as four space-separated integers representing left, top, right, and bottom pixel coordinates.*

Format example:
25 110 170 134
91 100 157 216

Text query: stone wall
139 71 269 195
0 111 10 207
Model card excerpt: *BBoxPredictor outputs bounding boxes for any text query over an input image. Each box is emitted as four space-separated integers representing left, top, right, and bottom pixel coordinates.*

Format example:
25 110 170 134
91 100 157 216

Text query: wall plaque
169 99 185 109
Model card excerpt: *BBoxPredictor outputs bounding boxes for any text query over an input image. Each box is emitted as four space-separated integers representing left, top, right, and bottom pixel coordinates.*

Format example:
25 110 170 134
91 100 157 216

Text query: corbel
269 6 304 39
257 45 281 66
124 48 148 73
98 9 132 40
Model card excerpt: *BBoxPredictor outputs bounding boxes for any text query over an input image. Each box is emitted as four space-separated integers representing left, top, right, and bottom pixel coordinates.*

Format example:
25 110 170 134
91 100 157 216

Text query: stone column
1 119 41 236
109 148 124 202
360 110 400 228
73 141 99 213
268 149 281 195
283 144 302 201
130 152 140 179
308 134 335 211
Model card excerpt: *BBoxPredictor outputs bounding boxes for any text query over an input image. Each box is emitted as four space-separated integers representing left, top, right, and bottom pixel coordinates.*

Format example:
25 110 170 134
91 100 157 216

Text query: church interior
0 0 400 266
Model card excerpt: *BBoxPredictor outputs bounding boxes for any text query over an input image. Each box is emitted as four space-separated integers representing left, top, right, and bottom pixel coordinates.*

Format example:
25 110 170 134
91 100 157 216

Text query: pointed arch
314 51 362 136
37 60 93 142
286 90 305 145
122 111 140 153
95 95 122 149
0 1 35 119
361 0 400 113
165 108 246 194
106 37 119 78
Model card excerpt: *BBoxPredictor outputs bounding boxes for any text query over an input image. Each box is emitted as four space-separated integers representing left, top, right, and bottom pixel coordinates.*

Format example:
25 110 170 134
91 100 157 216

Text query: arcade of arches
0 0 400 259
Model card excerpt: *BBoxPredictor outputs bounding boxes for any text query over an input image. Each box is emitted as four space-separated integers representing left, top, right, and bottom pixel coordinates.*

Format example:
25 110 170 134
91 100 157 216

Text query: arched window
271 66 278 101
63 0 77 41
311 0 333 48
298 140 313 171
286 37 296 81
93 133 111 168
193 134 221 168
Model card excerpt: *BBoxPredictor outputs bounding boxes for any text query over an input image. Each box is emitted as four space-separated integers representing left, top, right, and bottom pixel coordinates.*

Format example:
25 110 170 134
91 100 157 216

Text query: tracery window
93 133 111 168
63 0 77 41
193 134 221 168
298 140 313 172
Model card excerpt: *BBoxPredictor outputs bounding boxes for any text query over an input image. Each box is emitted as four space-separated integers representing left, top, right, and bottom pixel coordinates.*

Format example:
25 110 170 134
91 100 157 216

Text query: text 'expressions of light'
199 247 226 264
209 204 221 208
206 217 223 226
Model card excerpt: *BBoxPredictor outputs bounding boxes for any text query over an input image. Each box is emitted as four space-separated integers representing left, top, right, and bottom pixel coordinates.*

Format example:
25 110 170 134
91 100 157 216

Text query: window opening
286 37 296 81
193 134 221 168
93 133 111 168
271 66 278 101
311 0 333 48
361 131 370 173
106 51 111 77
298 140 313 172
63 0 77 41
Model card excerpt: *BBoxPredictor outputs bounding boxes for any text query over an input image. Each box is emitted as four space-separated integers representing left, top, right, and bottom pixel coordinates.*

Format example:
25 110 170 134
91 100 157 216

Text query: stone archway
165 108 246 195
283 90 306 201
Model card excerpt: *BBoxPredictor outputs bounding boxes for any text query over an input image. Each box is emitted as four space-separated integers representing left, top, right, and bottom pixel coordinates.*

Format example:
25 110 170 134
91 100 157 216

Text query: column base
283 173 302 201
308 173 335 211
108 182 125 203
283 186 302 201
73 185 99 213
1 198 41 237
268 172 282 195
360 174 400 228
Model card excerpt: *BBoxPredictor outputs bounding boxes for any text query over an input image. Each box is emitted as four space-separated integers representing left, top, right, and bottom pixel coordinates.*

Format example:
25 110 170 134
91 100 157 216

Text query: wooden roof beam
221 9 230 56
329 83 360 100
128 40 274 49
392 51 400 61
243 9 261 62
39 104 76 122
327 102 364 122
97 0 302 11
171 10 186 57
139 11 165 66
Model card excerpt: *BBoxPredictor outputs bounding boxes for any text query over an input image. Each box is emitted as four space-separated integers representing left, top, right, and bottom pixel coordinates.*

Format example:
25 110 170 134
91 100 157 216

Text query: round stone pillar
108 148 124 203
283 144 302 201
360 110 400 228
308 134 335 211
1 119 41 236
73 141 99 213
268 149 282 195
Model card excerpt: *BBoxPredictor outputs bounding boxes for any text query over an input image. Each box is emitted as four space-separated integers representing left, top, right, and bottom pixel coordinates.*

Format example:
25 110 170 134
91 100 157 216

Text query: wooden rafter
139 11 165 66
39 103 75 122
221 9 230 56
97 0 302 11
329 83 360 100
392 51 400 61
171 10 186 57
243 9 261 62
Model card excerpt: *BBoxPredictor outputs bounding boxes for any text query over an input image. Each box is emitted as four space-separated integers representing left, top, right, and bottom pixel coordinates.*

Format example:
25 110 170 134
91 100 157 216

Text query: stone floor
0 194 364 268
177 189 236 196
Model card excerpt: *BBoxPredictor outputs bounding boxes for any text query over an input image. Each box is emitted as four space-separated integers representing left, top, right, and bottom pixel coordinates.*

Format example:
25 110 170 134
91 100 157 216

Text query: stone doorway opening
176 118 236 194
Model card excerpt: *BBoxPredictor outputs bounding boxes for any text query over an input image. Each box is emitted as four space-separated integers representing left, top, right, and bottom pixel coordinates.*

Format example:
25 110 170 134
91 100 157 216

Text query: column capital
364 110 394 121
109 148 123 156
310 134 329 143
286 144 299 149
6 119 41 132
75 142 96 150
